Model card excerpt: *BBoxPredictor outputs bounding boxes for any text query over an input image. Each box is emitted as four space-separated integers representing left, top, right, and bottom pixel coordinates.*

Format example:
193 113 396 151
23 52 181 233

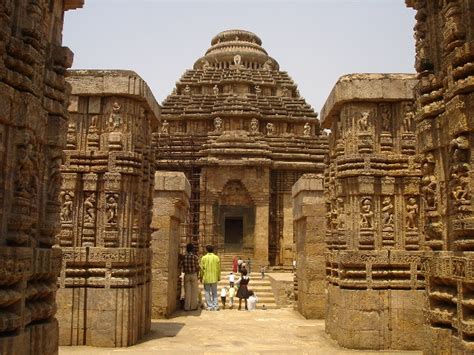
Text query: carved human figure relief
109 102 122 130
402 103 415 132
48 156 63 201
421 153 438 210
90 115 98 129
381 196 394 227
303 122 311 137
214 117 223 133
360 197 374 229
202 60 211 70
266 122 275 135
406 197 419 230
358 111 370 132
255 85 261 95
83 193 96 224
213 85 219 95
15 133 38 196
380 104 391 131
184 85 191 95
233 54 242 66
449 135 471 204
336 197 345 229
161 120 169 134
60 191 74 222
250 118 259 134
106 194 119 224
263 59 273 71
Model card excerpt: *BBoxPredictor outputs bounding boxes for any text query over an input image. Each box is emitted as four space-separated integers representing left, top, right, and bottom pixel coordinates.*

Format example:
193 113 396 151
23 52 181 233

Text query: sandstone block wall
406 1 474 353
151 171 190 318
292 174 326 319
57 70 160 347
0 1 83 354
321 74 425 350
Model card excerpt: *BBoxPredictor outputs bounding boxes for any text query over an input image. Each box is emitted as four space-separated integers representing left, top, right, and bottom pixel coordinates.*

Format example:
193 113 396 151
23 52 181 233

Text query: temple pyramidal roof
161 29 319 123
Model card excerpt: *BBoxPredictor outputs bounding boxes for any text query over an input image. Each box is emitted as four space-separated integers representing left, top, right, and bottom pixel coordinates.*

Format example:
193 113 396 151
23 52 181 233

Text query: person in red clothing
232 256 238 273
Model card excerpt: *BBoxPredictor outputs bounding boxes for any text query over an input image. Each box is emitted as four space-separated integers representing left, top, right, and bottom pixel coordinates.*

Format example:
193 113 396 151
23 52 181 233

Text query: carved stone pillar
56 70 160 347
321 74 424 350
151 171 190 318
0 1 84 354
292 174 326 319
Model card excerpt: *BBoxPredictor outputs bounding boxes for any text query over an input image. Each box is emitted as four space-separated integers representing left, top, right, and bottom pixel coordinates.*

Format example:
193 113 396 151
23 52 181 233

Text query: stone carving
402 102 415 132
60 192 74 222
48 156 63 201
357 111 370 132
303 123 311 137
83 193 96 224
106 194 119 224
161 120 169 134
202 60 211 70
263 59 274 70
234 54 242 66
360 197 374 229
255 85 262 95
184 85 191 95
421 153 437 210
380 104 391 131
213 85 219 95
214 117 223 133
449 135 470 205
109 102 122 130
381 196 394 228
266 122 275 135
250 118 259 134
406 197 418 230
15 133 38 196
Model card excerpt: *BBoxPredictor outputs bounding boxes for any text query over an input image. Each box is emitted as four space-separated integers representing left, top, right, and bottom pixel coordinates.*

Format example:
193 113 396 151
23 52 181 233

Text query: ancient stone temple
406 1 474 353
56 70 160 347
0 1 84 354
321 74 425 350
156 29 328 266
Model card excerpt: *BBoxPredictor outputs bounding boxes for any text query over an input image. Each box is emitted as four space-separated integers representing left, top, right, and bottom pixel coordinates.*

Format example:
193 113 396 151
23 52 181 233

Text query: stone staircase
199 253 278 309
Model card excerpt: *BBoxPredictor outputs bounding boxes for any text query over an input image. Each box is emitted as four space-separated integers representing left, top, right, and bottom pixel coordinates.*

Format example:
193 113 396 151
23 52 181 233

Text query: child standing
220 286 227 309
228 285 236 309
260 265 266 279
228 272 235 287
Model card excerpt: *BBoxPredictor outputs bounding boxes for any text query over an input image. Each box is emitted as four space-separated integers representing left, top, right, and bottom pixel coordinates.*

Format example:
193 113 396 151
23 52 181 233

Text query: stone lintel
154 171 191 199
64 0 85 11
320 73 417 129
292 173 324 198
67 69 161 122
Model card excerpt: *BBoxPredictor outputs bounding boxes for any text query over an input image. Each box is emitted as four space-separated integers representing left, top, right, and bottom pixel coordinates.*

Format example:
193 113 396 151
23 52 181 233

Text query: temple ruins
0 1 473 354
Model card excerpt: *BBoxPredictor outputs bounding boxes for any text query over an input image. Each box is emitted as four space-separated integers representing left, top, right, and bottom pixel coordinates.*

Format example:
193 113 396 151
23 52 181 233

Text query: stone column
0 2 84 355
320 74 424 350
292 174 326 319
406 1 474 353
151 171 190 318
254 201 269 267
56 70 160 347
282 192 294 265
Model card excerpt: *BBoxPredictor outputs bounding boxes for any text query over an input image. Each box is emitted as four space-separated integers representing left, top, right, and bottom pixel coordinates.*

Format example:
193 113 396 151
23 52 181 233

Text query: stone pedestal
0 2 84 354
151 171 190 318
292 174 326 319
56 70 160 347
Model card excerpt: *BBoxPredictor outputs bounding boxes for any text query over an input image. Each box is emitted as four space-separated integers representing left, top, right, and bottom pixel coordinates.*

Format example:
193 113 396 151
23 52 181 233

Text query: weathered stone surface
406 1 474 353
56 70 159 347
0 1 83 354
292 174 326 319
154 29 328 266
321 73 424 350
151 171 190 318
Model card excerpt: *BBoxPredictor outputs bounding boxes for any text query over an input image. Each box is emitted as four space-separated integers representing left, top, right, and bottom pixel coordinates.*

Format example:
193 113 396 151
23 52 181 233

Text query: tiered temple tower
156 29 328 266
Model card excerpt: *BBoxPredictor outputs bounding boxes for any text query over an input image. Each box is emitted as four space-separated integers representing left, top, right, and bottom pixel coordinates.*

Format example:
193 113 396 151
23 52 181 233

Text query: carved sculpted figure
358 111 370 132
213 85 219 95
106 195 118 224
255 85 261 95
303 122 311 137
402 103 415 132
263 59 273 71
266 122 275 135
450 135 471 204
161 120 169 134
84 193 96 224
421 153 438 209
360 198 374 229
48 156 63 201
234 54 242 66
109 102 122 130
381 196 394 227
337 198 345 229
214 117 223 133
380 104 391 131
406 197 419 230
184 85 191 95
15 134 38 195
250 118 259 134
60 192 74 222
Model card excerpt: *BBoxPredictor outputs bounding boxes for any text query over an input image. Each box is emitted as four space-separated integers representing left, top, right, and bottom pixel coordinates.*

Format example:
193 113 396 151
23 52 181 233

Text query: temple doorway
225 217 243 251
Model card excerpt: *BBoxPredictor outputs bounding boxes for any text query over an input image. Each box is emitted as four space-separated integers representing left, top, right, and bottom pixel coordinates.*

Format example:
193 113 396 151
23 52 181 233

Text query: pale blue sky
63 0 416 113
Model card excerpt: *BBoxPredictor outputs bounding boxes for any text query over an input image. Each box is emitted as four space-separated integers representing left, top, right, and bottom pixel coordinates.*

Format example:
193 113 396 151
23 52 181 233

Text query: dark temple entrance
225 217 243 251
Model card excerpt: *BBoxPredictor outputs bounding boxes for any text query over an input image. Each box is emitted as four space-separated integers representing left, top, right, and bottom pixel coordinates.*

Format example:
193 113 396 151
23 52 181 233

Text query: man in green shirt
200 245 221 310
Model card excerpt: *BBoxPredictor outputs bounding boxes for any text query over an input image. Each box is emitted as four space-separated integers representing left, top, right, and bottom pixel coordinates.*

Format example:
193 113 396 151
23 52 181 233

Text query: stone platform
59 309 420 354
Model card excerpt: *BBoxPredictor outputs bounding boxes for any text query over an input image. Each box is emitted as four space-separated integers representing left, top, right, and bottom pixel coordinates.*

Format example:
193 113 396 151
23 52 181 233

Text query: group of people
179 244 260 312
